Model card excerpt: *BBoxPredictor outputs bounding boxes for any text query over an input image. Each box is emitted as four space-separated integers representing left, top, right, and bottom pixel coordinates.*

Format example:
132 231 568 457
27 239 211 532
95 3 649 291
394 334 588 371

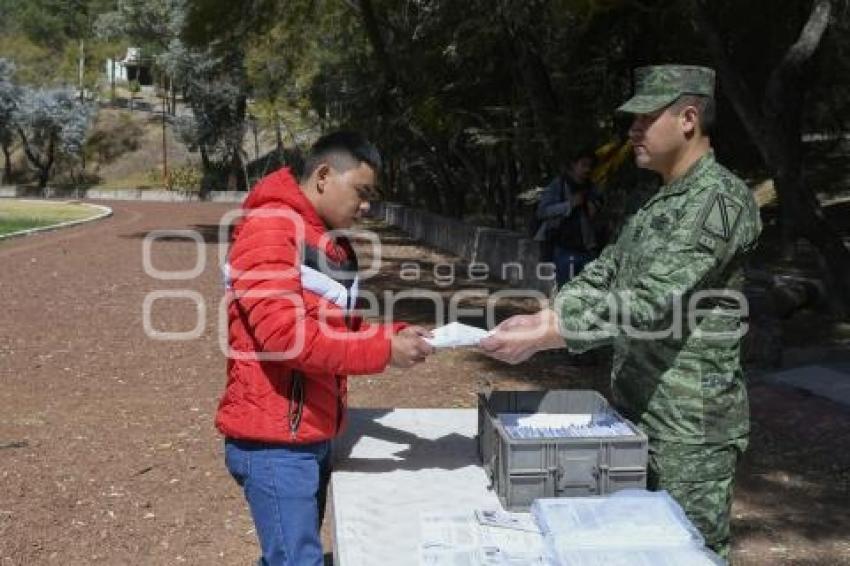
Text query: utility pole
161 74 168 187
110 57 116 102
78 39 85 101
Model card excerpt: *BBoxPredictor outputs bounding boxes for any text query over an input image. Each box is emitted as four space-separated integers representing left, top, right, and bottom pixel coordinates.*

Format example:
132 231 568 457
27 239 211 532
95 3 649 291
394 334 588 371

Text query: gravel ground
0 201 847 565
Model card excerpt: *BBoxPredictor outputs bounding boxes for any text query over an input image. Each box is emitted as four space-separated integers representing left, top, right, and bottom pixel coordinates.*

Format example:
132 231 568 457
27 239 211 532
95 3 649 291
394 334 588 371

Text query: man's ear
315 163 331 192
680 105 699 136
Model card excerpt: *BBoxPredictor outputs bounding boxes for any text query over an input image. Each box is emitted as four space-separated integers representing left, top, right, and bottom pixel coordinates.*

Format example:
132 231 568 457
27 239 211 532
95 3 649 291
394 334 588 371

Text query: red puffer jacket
215 167 400 444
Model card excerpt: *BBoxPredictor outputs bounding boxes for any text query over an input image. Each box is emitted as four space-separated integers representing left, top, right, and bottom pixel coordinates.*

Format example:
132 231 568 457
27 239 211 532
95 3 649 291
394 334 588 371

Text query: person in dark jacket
535 149 604 287
217 131 434 566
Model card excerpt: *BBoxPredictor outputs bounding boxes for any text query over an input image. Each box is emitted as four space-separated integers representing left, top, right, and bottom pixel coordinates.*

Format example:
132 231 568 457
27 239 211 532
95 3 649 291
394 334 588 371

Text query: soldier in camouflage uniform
481 65 762 561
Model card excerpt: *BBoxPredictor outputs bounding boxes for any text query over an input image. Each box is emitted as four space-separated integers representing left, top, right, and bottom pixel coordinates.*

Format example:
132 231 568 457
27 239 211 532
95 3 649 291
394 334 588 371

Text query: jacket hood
242 167 326 233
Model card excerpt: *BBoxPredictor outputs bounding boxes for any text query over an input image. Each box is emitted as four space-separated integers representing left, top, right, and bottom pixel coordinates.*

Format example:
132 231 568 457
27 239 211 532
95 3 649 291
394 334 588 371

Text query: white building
105 47 154 86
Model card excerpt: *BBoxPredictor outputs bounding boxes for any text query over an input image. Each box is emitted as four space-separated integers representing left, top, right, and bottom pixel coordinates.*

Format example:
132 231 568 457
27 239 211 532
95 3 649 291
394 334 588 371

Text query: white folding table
331 408 503 565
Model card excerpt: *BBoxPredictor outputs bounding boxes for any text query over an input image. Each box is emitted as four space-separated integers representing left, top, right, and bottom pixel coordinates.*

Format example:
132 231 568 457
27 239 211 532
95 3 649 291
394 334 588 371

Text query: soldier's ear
680 105 699 137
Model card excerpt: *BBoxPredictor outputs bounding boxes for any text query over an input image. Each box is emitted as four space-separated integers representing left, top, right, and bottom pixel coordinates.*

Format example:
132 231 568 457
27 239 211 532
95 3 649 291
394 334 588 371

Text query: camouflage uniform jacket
555 151 762 444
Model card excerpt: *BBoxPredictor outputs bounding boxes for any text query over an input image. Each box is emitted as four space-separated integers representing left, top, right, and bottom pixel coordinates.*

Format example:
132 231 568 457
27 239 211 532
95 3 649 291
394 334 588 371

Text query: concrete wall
0 189 552 291
0 186 246 203
368 201 555 294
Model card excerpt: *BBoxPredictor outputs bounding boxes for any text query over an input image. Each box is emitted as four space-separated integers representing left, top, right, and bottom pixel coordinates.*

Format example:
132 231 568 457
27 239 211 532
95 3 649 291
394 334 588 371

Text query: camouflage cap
617 65 716 114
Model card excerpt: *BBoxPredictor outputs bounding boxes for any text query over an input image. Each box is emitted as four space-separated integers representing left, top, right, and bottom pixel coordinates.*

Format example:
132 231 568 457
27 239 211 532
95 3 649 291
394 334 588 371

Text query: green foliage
95 0 185 49
0 59 19 130
144 163 203 193
182 0 282 47
12 0 115 47
165 163 203 192
15 88 95 187
1 0 118 87
3 0 846 216
0 36 54 87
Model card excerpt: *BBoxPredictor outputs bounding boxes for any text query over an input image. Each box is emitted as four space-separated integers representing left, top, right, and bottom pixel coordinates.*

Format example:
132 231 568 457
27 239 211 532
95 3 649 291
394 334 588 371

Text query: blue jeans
225 438 332 566
553 246 594 287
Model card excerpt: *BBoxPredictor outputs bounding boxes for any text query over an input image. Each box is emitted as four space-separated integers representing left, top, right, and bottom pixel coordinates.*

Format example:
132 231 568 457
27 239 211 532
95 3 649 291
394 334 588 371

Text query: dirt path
0 203 847 565
0 201 250 565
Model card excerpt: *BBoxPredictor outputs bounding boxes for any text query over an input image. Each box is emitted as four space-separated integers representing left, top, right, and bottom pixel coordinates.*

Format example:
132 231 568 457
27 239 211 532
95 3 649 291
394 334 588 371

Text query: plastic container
534 490 721 566
545 547 724 566
478 390 648 511
531 490 705 548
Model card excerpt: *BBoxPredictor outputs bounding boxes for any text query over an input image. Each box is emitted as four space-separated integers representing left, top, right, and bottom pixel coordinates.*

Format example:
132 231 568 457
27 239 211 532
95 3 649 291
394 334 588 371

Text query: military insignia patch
650 214 670 231
693 192 743 254
701 194 742 241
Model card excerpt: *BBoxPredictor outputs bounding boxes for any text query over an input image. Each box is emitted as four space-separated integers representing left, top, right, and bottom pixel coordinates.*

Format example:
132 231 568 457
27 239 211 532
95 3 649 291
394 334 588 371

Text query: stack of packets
531 490 726 565
498 412 635 440
420 508 545 565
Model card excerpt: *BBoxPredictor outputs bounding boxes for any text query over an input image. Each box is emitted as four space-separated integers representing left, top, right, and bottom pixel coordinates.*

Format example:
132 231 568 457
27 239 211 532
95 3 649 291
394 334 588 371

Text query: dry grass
92 169 165 191
88 108 194 190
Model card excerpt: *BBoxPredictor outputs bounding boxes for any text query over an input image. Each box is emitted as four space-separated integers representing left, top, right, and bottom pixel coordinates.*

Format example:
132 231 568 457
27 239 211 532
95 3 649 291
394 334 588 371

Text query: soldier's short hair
670 95 716 137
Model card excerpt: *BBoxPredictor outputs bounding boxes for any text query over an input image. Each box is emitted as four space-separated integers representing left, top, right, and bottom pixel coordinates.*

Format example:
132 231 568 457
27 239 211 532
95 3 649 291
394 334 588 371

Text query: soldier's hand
390 326 434 368
492 313 540 332
479 309 565 364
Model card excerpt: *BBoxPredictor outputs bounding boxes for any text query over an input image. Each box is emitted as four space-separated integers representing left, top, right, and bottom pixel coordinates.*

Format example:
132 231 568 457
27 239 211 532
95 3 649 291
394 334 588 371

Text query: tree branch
692 0 771 162
765 0 832 112
355 0 398 88
16 126 45 172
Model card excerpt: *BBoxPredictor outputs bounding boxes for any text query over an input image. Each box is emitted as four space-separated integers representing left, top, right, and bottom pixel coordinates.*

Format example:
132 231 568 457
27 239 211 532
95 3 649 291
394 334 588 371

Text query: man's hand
478 309 565 364
390 326 434 368
492 313 540 331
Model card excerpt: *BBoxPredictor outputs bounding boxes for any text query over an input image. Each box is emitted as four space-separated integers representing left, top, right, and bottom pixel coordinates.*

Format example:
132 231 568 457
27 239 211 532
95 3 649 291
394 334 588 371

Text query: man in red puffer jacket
216 131 433 566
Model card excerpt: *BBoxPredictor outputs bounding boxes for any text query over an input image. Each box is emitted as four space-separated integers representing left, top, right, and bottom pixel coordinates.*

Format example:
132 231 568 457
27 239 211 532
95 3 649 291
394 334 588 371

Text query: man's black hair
299 131 382 182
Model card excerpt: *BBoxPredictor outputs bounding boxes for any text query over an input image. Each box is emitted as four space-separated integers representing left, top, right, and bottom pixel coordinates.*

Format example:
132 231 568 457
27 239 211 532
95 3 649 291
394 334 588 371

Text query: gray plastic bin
478 390 648 511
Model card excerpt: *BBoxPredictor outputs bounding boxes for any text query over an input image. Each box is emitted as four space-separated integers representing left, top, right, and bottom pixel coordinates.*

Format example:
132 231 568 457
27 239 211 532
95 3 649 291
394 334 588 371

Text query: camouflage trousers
647 438 747 562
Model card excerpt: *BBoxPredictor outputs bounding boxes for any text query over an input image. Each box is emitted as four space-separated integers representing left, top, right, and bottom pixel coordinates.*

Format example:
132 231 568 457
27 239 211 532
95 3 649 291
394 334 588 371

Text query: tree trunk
385 155 398 200
199 145 215 198
252 119 259 161
18 127 49 189
1 140 11 185
356 0 398 87
276 122 284 154
487 157 506 228
354 0 460 212
199 145 212 180
230 149 247 192
505 145 519 230
497 7 561 160
274 107 284 154
694 0 850 317
39 135 56 190
232 94 248 192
